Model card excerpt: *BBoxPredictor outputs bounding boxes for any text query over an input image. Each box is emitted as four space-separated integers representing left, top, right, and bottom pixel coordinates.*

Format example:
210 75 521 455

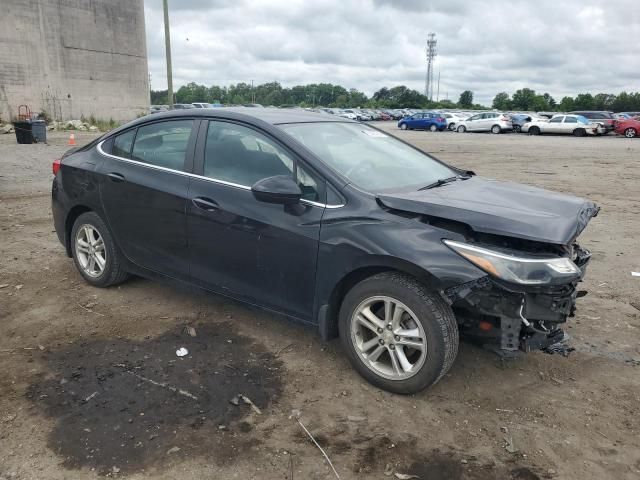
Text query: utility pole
436 70 440 102
425 33 437 101
163 0 173 106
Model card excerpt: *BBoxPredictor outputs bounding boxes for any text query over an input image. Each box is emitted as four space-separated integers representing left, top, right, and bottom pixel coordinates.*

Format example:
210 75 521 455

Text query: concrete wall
0 0 149 123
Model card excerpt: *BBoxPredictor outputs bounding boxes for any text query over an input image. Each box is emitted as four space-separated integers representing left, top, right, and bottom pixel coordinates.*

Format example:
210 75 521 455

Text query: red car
614 116 640 138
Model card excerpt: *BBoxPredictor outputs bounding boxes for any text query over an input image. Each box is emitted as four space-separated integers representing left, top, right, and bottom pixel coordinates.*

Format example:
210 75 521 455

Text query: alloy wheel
350 296 427 381
625 128 637 138
75 224 106 278
429 124 437 132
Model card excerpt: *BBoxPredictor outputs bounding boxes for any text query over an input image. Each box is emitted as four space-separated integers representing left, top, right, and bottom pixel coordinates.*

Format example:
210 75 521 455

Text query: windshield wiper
418 175 458 191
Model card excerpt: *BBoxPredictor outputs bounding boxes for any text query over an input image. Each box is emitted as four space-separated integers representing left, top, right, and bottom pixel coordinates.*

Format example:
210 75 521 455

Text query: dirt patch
25 322 283 475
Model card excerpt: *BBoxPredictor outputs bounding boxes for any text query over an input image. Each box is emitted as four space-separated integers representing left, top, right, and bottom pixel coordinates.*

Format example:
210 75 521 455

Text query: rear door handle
192 197 219 212
107 172 125 183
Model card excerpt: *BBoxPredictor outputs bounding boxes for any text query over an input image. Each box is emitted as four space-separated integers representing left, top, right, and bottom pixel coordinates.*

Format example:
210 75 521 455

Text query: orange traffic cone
68 133 76 146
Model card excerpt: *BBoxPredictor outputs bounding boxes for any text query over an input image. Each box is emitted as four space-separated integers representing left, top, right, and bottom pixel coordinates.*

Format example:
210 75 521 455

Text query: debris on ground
501 426 518 454
296 417 341 479
175 347 189 357
394 473 420 479
229 394 262 414
184 326 197 337
166 446 180 455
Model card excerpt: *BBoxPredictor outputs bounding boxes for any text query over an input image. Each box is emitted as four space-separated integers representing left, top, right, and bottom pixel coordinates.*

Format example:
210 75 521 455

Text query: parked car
522 114 601 136
342 109 370 121
510 113 545 133
569 111 615 133
456 112 513 133
441 112 465 131
397 112 447 131
619 111 640 118
192 103 209 108
51 108 598 394
614 116 640 138
171 104 196 110
377 111 392 121
338 110 358 120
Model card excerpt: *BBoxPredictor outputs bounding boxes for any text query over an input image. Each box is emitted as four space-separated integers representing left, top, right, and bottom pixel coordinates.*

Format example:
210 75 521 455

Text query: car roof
109 107 353 137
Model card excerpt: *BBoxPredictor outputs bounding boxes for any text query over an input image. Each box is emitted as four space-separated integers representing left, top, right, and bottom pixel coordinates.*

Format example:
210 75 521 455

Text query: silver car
456 112 513 134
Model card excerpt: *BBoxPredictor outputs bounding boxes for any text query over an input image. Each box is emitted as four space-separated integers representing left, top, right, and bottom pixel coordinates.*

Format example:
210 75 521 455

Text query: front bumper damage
444 244 591 357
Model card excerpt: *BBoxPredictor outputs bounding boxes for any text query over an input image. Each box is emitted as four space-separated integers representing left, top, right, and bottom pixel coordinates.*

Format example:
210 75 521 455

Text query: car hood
378 176 599 245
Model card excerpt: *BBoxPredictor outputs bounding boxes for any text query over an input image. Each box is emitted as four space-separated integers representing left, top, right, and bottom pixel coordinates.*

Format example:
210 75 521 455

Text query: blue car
398 112 447 131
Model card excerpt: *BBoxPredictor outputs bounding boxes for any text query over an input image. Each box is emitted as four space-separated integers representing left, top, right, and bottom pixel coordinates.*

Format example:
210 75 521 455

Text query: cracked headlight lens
444 240 581 285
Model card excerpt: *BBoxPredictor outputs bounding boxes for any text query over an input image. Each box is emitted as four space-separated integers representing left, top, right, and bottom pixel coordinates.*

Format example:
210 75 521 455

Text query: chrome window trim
97 140 344 208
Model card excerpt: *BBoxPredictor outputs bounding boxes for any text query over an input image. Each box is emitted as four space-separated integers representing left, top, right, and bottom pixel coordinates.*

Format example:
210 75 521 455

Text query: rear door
562 115 578 133
98 119 198 280
186 120 325 320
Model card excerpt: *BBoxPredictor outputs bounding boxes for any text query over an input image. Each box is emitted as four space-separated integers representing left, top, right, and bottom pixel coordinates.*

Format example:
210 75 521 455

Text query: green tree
593 93 615 111
492 92 512 110
558 96 574 112
542 93 556 109
573 93 594 110
458 90 474 108
511 88 537 110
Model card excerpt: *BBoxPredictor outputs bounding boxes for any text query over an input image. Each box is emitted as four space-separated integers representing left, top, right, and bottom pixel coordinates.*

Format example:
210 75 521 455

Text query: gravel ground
0 127 639 480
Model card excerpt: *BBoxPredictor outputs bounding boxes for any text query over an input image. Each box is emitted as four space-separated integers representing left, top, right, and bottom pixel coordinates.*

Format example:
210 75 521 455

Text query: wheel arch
317 258 440 341
64 205 93 256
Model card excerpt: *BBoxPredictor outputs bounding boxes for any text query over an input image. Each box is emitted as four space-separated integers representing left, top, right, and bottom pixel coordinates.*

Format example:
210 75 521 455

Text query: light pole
163 0 173 106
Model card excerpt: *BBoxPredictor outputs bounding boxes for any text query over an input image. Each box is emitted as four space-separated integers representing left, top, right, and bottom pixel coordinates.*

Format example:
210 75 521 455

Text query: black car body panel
52 108 599 358
378 176 599 245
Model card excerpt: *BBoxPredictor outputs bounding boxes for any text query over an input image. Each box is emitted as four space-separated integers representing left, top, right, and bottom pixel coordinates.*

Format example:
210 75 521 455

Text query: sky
143 0 640 105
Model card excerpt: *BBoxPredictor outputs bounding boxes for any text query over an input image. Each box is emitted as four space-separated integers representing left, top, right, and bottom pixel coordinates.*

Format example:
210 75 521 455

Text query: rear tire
456 125 466 133
71 212 129 288
491 124 501 134
573 128 586 137
338 272 459 394
429 124 438 132
528 126 541 136
625 127 637 138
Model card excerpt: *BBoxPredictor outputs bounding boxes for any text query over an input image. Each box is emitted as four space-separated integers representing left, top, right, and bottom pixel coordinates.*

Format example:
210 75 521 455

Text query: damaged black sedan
51 109 598 394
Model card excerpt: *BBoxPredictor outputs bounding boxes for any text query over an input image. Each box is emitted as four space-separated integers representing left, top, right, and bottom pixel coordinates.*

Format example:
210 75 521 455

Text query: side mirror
251 175 302 205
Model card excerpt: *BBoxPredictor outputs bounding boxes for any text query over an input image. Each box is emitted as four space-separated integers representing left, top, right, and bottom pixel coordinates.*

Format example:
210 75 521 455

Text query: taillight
53 158 61 176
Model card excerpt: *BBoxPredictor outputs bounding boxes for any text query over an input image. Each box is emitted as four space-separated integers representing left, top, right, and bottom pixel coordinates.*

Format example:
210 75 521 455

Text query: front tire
529 126 541 135
513 125 521 133
625 127 637 138
71 212 129 287
400 123 408 130
456 125 466 133
338 272 459 394
573 128 586 137
448 123 456 131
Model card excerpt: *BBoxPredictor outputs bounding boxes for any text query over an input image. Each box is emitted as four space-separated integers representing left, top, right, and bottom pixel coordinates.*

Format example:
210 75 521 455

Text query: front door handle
192 197 219 212
107 172 125 183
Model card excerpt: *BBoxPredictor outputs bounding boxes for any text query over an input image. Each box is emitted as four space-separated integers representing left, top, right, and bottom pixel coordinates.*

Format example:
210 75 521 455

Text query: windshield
279 122 454 192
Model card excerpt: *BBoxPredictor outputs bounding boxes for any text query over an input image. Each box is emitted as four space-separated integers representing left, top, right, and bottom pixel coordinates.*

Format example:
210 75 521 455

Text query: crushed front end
444 242 593 358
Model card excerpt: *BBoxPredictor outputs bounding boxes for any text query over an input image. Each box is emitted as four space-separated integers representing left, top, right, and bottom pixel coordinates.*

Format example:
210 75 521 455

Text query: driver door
187 120 326 320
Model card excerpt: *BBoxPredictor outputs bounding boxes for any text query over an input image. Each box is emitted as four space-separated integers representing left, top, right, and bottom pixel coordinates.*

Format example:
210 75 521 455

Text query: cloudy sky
143 0 639 105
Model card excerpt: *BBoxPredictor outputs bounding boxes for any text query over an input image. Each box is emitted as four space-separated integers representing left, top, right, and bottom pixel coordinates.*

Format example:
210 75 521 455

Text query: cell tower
425 33 437 101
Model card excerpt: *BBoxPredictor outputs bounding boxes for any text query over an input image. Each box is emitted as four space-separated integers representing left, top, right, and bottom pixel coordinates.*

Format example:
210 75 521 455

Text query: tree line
492 89 640 112
150 81 640 112
150 82 481 109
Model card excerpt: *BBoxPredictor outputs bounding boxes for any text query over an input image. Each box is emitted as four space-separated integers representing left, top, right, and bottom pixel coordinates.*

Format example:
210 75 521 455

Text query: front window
279 122 454 192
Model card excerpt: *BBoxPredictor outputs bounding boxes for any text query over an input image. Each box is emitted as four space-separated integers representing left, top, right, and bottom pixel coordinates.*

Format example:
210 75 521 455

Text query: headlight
443 240 581 285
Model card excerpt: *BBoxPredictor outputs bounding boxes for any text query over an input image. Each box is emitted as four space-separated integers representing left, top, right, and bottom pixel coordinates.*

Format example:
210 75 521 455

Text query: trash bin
31 120 47 143
13 121 33 144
